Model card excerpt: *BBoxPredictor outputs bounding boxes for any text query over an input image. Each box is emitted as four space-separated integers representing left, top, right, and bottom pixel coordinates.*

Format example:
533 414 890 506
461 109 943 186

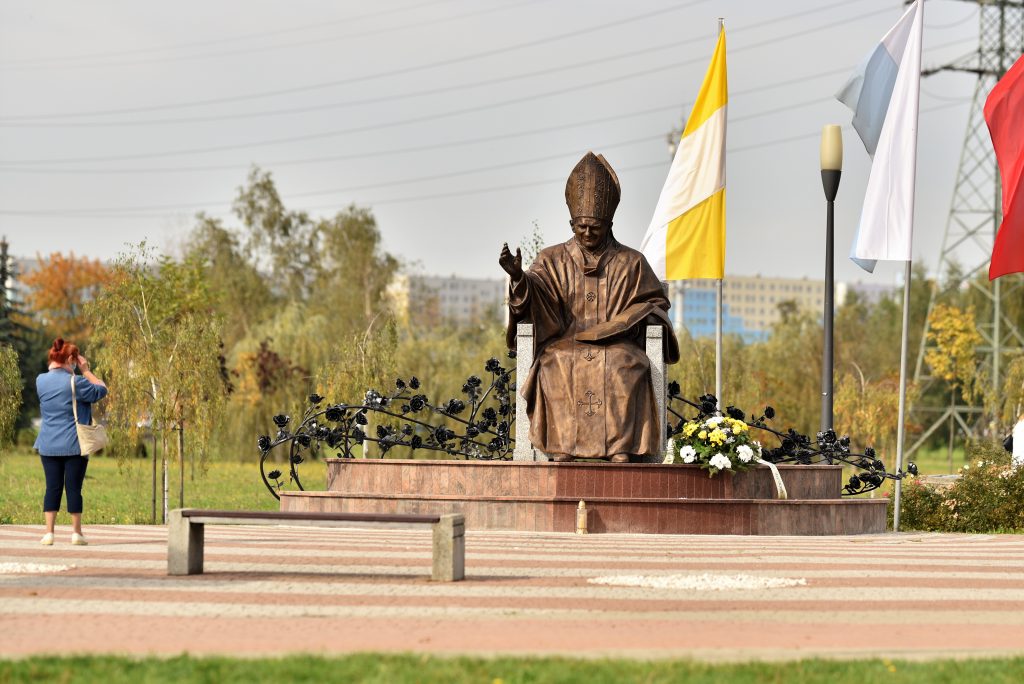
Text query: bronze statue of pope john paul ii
499 152 679 463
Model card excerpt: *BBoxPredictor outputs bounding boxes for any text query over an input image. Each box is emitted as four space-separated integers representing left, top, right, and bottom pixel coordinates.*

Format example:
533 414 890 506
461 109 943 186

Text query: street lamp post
820 125 842 433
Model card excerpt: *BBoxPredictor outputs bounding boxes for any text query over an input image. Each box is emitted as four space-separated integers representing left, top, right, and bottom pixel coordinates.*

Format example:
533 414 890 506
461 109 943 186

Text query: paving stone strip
1 524 1023 660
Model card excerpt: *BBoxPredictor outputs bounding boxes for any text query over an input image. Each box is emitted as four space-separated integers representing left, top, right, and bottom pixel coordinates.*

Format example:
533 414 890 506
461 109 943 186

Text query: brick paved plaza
2 524 1024 660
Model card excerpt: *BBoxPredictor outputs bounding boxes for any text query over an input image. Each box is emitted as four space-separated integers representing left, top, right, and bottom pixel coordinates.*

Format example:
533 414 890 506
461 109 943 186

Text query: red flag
987 53 1024 280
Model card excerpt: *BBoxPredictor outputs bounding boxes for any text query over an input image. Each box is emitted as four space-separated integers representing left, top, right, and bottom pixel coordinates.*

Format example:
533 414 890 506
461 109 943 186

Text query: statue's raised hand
499 243 523 281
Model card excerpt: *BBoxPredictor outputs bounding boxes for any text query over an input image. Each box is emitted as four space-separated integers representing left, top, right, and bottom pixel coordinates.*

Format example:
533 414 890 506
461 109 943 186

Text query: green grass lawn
0 447 311 525
1 654 1023 683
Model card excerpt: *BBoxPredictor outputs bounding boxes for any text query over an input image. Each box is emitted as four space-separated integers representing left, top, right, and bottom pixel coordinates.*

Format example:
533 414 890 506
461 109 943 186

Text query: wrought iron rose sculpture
257 354 516 499
258 356 915 499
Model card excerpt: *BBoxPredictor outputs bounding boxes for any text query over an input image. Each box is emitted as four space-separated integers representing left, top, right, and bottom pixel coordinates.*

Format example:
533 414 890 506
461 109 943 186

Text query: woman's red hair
48 338 79 366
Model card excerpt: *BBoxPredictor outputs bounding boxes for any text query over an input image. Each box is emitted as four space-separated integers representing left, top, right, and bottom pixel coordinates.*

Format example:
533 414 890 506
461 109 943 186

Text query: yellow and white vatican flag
641 27 727 280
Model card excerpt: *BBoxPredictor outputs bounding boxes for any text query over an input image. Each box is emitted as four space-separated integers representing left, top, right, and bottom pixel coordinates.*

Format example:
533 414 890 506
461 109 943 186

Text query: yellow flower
709 428 727 445
730 419 747 433
683 423 698 437
697 430 708 440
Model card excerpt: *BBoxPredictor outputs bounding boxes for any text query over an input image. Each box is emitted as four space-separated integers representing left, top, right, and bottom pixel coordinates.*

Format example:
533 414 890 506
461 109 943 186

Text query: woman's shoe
70 533 88 546
40 532 54 546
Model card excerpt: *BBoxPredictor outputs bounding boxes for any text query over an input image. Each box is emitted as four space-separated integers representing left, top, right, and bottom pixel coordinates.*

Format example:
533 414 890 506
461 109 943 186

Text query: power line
2 0 550 73
0 1 709 121
0 42 703 129
0 4 910 166
0 99 971 219
0 0 465 67
0 37 976 176
0 0 902 130
0 104 682 175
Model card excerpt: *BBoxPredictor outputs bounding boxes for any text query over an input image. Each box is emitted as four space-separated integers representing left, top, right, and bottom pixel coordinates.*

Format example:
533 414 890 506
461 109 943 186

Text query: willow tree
88 245 227 522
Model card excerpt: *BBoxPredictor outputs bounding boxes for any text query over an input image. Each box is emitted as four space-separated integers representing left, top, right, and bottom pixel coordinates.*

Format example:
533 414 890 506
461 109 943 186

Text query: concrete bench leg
431 514 465 581
168 509 204 575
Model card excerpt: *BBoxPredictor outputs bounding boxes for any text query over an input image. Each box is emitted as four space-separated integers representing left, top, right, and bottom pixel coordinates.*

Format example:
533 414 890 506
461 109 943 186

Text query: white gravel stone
588 573 807 591
0 562 74 575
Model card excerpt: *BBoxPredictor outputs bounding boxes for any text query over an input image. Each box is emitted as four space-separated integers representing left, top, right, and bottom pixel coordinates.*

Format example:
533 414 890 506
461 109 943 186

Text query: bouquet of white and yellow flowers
666 415 762 477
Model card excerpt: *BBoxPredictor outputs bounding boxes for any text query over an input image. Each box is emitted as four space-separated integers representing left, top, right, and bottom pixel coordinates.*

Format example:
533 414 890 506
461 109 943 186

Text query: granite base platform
279 459 888 535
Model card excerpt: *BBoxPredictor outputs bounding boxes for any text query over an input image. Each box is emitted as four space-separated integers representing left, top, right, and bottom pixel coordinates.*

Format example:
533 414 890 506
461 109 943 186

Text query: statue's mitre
565 151 621 223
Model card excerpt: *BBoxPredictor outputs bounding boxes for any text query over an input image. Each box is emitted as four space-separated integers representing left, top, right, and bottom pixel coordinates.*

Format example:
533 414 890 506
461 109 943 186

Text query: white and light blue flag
836 0 923 272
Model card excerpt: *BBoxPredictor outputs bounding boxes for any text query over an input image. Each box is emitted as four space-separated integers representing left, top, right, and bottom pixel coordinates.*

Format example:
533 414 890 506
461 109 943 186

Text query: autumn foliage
21 252 113 343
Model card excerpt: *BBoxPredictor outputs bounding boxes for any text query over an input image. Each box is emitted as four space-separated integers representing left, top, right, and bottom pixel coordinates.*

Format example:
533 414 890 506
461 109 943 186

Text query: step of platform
280 490 888 535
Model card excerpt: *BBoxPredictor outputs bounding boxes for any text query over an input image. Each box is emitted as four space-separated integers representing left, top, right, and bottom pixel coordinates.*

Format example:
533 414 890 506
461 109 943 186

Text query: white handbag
71 376 109 456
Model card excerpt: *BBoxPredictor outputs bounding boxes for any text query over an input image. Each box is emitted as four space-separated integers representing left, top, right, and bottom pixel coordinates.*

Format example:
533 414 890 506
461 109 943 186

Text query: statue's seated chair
512 323 668 463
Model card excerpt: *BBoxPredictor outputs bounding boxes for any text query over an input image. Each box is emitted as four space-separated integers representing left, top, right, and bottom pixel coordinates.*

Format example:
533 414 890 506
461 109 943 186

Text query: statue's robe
507 237 679 458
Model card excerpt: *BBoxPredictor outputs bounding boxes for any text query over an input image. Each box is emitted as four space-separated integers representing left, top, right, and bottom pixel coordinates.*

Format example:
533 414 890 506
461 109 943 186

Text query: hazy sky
0 0 987 286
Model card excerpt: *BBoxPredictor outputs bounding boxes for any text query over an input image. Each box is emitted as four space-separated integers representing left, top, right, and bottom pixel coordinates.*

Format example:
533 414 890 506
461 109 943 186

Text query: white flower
736 444 754 463
706 416 725 427
679 445 697 464
726 436 735 444
709 453 732 471
753 441 762 456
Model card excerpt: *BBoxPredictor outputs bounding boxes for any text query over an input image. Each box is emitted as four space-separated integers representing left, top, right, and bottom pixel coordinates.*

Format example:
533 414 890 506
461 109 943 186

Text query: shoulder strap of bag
70 375 81 426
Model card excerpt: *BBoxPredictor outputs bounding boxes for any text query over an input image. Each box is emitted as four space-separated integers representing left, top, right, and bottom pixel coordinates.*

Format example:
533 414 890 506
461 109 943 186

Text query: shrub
898 441 1024 532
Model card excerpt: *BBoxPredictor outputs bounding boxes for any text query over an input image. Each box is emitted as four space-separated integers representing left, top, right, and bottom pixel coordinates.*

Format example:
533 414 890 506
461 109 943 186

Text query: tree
924 303 983 471
88 245 227 522
233 167 318 302
0 237 41 429
184 216 276 346
0 345 22 447
311 205 399 324
20 252 112 343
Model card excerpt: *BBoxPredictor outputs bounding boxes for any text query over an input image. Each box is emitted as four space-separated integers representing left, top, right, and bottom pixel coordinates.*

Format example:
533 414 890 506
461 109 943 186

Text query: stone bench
513 323 667 463
167 508 465 581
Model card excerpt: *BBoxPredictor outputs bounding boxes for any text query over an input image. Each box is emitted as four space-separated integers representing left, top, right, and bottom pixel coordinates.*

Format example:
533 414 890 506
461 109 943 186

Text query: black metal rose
257 435 271 452
764 406 776 420
444 399 466 415
485 358 501 373
725 406 745 421
324 405 344 422
308 393 324 405
409 376 420 390
267 469 282 480
409 395 426 412
272 414 290 428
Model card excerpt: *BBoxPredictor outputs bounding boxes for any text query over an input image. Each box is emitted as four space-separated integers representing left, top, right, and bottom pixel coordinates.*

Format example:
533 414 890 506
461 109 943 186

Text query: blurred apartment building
669 276 896 344
386 272 895 339
389 274 507 328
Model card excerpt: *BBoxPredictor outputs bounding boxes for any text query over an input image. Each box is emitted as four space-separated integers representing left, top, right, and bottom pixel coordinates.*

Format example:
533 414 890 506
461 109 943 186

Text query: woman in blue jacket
34 338 107 546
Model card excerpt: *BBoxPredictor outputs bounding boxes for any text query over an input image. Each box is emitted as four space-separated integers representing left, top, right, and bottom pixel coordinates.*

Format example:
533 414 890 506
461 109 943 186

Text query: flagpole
716 278 723 409
714 16 724 412
893 260 912 531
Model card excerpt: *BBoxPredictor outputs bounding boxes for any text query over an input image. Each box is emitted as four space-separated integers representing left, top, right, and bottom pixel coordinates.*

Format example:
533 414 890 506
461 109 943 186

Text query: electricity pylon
910 0 1024 454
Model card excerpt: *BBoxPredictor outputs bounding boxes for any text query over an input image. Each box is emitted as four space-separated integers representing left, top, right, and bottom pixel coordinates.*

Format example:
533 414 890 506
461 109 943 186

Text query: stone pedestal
280 460 888 535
